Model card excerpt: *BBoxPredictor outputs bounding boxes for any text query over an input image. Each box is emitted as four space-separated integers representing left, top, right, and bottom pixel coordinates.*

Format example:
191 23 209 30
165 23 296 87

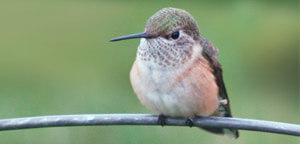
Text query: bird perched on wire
111 7 239 138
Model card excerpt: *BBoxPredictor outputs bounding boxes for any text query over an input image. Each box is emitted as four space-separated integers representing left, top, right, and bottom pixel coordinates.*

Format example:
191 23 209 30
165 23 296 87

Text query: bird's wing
200 36 239 138
200 36 232 117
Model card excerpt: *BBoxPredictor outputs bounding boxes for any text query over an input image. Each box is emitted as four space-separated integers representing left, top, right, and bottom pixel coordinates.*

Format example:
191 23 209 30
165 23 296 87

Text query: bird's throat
136 38 198 69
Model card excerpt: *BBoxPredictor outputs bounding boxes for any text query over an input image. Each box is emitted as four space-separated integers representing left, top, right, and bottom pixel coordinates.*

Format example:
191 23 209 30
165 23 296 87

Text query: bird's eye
171 31 180 39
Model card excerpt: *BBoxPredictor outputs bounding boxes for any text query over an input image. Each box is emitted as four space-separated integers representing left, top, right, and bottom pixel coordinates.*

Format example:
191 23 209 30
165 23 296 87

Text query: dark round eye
171 31 180 39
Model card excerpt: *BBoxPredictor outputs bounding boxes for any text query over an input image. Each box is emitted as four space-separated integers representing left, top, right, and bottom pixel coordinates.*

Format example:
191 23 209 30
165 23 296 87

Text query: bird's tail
198 106 239 138
199 126 239 138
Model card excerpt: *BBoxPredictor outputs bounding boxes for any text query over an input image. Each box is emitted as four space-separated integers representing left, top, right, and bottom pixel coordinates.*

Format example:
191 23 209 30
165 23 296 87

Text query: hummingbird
110 7 239 138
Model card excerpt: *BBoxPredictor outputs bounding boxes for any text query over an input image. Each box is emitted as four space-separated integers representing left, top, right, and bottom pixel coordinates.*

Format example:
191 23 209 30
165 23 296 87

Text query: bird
110 7 239 138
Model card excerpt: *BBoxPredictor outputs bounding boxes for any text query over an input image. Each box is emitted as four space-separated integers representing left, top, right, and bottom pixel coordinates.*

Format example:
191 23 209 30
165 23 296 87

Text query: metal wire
0 114 299 136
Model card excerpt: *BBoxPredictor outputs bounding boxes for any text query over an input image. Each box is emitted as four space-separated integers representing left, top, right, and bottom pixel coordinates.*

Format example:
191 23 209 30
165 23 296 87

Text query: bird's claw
157 114 166 127
185 118 194 127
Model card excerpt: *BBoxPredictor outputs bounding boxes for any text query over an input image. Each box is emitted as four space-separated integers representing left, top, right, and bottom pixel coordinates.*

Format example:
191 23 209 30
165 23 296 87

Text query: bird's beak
110 32 151 42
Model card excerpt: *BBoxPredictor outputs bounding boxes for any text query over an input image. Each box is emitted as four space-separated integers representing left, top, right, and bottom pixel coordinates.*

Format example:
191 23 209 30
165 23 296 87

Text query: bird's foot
157 114 167 127
185 117 194 128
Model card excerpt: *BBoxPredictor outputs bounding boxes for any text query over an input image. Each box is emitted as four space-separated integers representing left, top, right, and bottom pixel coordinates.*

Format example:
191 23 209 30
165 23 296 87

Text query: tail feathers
200 105 239 138
200 127 239 138
204 99 239 138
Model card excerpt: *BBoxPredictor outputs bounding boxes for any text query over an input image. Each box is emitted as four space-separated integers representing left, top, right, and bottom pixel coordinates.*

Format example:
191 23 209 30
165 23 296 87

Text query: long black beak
110 32 151 42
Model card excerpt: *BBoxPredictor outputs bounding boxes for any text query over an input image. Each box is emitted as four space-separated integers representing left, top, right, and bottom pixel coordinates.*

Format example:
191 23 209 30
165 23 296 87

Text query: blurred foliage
0 0 299 144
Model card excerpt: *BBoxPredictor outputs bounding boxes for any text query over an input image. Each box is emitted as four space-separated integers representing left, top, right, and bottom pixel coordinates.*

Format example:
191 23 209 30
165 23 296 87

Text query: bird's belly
142 86 197 117
130 58 219 117
131 67 201 117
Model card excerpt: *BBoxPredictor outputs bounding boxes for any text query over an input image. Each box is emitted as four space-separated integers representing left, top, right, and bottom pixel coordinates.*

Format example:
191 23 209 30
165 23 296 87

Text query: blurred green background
0 0 299 143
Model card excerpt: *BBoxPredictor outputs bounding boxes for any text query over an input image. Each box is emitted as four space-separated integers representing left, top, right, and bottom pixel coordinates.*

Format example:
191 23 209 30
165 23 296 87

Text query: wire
0 114 299 136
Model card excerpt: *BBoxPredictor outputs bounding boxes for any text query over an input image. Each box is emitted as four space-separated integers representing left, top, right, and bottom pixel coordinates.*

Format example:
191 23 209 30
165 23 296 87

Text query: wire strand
0 114 299 136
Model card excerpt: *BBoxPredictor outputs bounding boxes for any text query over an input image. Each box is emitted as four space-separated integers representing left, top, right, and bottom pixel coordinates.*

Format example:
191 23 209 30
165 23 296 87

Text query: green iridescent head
145 8 200 40
110 8 200 41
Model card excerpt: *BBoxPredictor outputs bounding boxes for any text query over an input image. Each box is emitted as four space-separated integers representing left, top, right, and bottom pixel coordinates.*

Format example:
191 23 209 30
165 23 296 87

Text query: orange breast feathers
169 57 219 116
130 58 219 117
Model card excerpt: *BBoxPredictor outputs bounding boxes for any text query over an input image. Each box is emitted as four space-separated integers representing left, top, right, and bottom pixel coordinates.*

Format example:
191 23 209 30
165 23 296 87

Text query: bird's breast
130 56 219 117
